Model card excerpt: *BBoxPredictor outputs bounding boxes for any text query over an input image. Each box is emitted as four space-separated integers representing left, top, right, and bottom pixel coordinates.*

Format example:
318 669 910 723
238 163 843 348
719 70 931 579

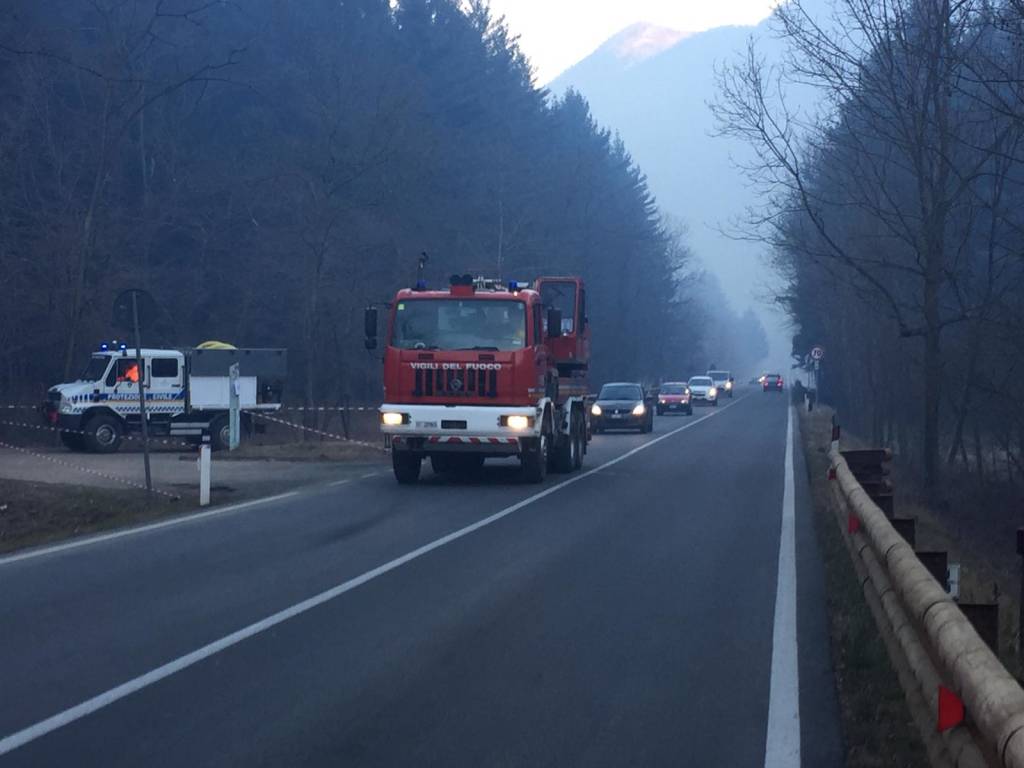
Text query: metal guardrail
829 444 1024 767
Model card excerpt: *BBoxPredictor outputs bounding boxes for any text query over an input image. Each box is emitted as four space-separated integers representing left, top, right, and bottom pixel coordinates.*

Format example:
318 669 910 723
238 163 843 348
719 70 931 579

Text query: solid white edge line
0 393 752 756
1 465 397 567
0 491 301 567
764 406 801 767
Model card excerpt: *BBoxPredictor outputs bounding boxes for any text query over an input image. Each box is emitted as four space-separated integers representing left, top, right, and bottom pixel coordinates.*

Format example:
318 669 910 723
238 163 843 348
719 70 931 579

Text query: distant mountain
548 15 802 365
579 22 694 69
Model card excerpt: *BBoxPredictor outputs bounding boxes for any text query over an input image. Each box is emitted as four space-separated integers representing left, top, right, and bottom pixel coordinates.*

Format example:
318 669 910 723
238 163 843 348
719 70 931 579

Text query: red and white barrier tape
0 439 181 499
277 405 379 413
254 413 386 451
0 419 193 450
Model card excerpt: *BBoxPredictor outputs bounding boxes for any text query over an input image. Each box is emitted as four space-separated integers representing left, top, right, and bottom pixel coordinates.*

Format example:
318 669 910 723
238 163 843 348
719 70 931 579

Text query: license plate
611 414 624 419
416 421 438 428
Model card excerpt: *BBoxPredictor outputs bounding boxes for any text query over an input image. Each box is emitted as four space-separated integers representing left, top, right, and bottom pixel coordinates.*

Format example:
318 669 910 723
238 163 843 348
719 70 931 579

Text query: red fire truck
365 274 590 484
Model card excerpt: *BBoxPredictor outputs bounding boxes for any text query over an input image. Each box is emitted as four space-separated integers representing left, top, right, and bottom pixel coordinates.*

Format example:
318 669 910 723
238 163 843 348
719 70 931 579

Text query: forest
0 0 769 409
716 0 1024 498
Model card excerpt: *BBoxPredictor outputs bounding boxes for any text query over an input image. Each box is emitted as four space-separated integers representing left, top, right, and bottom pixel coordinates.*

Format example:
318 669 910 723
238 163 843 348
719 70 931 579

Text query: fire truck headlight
381 412 407 426
591 404 602 416
632 403 646 416
505 415 531 431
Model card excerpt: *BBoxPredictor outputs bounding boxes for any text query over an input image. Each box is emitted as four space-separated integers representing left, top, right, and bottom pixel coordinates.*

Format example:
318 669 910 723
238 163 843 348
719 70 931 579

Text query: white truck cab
44 344 287 452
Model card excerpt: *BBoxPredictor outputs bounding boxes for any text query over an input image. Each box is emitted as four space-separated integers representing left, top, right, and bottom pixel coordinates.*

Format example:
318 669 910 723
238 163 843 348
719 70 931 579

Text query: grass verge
799 405 929 767
0 477 186 555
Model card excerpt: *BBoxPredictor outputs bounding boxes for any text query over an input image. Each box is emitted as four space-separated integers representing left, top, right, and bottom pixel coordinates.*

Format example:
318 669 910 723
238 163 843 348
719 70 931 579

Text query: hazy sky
488 0 776 82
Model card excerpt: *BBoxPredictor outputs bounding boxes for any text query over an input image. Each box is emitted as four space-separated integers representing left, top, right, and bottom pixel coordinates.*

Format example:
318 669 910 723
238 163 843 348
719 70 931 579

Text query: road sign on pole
229 363 240 451
810 345 825 361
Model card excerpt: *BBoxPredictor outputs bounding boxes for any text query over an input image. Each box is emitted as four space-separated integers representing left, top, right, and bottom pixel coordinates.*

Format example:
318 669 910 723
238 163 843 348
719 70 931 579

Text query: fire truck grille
413 368 498 398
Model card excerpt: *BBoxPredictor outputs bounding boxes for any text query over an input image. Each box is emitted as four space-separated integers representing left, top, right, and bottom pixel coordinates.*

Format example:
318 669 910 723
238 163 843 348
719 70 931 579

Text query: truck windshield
80 356 111 382
708 371 729 380
391 299 527 351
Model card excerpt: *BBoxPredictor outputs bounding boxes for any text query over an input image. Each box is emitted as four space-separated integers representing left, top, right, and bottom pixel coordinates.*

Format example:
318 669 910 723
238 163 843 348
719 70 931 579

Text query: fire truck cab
367 274 590 484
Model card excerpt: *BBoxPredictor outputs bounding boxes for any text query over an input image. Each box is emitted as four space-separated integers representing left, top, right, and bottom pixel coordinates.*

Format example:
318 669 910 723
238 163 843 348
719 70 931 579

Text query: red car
763 373 784 392
656 382 693 415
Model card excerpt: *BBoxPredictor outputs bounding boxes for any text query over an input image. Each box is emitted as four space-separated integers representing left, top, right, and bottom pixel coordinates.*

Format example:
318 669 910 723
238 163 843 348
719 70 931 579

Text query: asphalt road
0 388 841 767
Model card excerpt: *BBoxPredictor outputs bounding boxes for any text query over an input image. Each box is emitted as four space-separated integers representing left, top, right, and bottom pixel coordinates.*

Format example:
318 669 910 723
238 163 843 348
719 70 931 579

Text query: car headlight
658 398 666 404
505 415 531 430
709 387 718 397
591 404 602 416
632 403 646 416
725 381 732 389
381 412 407 426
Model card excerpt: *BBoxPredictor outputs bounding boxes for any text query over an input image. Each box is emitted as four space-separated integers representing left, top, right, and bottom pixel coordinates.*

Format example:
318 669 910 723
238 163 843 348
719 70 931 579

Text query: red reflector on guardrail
847 514 861 534
828 467 837 480
937 685 965 732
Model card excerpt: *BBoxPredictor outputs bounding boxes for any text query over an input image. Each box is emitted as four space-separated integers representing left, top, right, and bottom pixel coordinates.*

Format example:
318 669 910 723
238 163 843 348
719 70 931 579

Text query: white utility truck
43 344 287 452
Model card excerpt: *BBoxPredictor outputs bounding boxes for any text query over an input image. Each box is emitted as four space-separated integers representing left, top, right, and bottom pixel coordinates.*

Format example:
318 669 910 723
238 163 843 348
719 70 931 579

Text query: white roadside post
229 362 240 451
199 435 211 507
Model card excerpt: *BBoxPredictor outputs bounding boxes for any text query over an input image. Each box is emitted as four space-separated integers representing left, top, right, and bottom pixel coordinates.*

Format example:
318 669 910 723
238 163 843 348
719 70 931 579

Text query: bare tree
713 0 1023 492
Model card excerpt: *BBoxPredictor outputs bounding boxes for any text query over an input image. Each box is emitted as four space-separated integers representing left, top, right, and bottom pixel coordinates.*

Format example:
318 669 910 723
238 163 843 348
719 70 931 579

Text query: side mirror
364 307 378 346
546 308 562 338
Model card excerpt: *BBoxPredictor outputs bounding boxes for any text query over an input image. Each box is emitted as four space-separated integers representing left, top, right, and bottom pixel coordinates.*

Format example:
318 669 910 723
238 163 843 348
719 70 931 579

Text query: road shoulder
792 405 844 765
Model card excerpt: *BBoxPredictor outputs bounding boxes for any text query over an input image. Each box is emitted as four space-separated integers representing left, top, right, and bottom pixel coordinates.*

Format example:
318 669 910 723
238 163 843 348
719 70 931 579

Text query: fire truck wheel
59 431 86 451
83 414 123 453
553 431 573 473
393 452 421 484
430 455 455 475
572 413 585 470
553 411 584 473
521 433 548 483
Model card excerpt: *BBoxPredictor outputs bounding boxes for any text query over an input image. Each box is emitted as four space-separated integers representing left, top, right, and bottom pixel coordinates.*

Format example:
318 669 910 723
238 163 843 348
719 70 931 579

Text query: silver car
687 375 719 406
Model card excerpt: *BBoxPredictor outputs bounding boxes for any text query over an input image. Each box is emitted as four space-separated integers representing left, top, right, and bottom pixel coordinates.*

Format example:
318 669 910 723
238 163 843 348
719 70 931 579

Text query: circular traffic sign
810 346 825 361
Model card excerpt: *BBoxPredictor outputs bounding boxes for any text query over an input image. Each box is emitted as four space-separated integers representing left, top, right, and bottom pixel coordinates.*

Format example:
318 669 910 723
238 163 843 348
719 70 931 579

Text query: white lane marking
0 395 751 756
0 492 301 568
764 406 801 767
1 466 394 567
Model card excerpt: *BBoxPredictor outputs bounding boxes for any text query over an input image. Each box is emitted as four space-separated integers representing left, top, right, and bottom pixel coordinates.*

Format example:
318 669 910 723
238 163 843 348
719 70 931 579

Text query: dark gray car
591 382 654 433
